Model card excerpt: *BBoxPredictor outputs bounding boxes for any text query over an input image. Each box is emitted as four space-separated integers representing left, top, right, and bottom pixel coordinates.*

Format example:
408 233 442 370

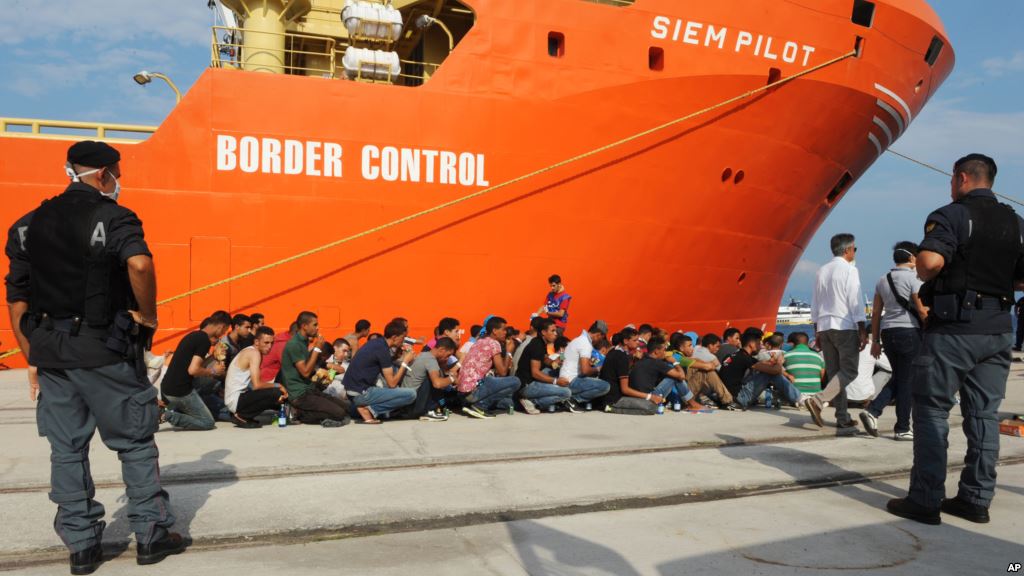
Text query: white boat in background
777 297 813 326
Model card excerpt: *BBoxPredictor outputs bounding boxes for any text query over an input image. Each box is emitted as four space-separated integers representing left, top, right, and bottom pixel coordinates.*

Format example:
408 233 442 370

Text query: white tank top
224 347 255 413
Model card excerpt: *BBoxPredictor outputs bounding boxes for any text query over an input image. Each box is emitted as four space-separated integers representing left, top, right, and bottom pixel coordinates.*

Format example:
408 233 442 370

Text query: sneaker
894 430 914 441
419 409 449 422
461 405 493 419
722 403 738 411
232 414 262 429
519 398 541 415
604 405 615 413
859 411 879 437
564 399 581 414
886 497 940 525
940 496 990 523
321 417 350 428
805 396 824 427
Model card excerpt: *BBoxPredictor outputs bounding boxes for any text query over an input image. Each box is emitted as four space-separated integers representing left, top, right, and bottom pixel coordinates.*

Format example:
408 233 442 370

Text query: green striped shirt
784 344 825 393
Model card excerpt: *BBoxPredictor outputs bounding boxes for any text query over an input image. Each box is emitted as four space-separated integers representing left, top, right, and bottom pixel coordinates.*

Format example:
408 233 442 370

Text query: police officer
5 141 184 574
886 153 1024 525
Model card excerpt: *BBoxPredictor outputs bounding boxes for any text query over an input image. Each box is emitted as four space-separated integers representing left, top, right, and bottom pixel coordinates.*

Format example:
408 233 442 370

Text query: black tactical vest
929 194 1021 301
27 189 133 326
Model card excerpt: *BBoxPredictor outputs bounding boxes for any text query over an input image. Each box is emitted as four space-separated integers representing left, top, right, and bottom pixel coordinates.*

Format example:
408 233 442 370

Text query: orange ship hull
0 0 954 357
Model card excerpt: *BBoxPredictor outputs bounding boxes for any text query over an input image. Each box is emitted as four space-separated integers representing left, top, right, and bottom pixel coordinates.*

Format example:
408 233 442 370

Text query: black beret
67 140 120 168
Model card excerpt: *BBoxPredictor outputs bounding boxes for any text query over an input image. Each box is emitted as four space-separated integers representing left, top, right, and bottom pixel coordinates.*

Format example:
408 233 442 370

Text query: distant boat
777 297 812 326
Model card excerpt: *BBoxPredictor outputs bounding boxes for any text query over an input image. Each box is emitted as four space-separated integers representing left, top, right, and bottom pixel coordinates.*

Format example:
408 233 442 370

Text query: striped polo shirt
783 344 825 393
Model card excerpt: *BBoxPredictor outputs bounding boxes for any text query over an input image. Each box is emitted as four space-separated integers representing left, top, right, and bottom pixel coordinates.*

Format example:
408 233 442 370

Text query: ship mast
220 0 314 74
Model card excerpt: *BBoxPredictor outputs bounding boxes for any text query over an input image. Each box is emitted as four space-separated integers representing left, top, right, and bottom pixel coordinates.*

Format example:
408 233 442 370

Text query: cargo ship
0 0 954 358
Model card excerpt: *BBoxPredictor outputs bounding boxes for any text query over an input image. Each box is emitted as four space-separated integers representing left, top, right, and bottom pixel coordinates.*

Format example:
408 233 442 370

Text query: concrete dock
1 363 1022 574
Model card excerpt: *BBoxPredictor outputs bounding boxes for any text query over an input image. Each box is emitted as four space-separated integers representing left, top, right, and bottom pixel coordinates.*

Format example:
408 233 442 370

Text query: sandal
356 405 379 425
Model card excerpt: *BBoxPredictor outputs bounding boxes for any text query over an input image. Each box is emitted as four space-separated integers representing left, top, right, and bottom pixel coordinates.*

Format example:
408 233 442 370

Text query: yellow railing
212 26 337 77
210 26 443 85
398 58 441 83
0 117 156 143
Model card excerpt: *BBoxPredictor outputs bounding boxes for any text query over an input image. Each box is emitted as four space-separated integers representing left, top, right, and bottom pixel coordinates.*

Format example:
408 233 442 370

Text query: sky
0 0 1022 306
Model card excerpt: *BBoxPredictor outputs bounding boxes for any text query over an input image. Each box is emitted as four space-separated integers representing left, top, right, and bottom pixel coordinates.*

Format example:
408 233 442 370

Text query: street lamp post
132 71 182 104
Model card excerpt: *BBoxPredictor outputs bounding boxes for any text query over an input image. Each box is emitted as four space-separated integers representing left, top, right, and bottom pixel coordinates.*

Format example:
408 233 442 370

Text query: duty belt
974 296 1012 311
39 314 111 339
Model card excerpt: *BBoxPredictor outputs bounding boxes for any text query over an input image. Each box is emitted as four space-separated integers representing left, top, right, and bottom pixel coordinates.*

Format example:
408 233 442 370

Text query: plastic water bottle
278 404 288 427
764 389 774 410
657 403 665 415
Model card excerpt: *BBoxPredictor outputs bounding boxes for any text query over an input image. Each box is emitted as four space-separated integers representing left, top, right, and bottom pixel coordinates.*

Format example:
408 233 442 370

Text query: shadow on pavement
716 433 905 506
508 520 642 576
106 449 237 554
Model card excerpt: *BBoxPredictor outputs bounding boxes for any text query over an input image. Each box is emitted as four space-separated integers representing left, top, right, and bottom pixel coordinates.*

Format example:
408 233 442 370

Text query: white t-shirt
845 344 893 401
559 330 593 382
224 346 256 413
692 346 721 369
323 354 349 399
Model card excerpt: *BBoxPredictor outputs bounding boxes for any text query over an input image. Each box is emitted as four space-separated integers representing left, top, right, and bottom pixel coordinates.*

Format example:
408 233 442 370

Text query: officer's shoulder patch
925 221 937 233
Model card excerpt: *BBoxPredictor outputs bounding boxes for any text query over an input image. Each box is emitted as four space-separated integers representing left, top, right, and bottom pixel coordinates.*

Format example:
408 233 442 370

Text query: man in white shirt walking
807 233 868 433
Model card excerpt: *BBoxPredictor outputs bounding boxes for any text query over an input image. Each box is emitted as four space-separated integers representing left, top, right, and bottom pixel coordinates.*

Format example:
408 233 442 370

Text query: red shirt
545 291 572 329
260 331 293 383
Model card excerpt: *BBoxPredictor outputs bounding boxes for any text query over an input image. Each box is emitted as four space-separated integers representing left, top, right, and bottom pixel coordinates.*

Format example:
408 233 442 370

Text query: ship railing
397 59 441 84
211 26 338 78
209 26 445 85
0 117 156 143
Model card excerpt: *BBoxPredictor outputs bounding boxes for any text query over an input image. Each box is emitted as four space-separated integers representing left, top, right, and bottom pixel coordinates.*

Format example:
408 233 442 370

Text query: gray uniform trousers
37 361 175 552
815 329 861 424
909 332 1011 509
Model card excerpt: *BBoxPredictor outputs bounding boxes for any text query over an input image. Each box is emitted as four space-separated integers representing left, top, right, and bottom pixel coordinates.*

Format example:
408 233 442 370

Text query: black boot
70 542 103 575
137 532 187 565
941 496 990 523
886 497 940 525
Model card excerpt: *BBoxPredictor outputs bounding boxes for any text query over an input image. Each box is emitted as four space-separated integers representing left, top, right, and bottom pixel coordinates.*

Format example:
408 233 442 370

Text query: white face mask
106 173 121 202
65 164 120 202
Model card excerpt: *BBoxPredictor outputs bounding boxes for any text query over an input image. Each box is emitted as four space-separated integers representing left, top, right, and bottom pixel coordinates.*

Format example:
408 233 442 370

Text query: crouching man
225 326 288 428
343 320 418 424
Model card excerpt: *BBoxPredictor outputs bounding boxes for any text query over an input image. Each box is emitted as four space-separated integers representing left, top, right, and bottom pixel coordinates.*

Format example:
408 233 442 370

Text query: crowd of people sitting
151 274 872 430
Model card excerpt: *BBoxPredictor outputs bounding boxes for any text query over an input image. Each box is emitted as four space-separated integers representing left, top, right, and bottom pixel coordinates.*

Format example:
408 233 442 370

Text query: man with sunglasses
805 233 868 434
